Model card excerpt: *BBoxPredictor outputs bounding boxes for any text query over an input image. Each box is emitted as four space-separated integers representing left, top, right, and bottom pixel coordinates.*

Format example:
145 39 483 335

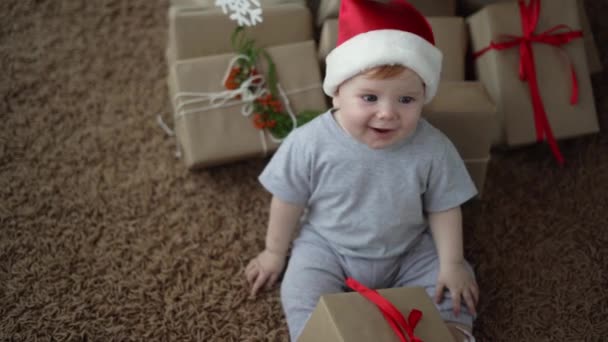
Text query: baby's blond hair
362 65 408 80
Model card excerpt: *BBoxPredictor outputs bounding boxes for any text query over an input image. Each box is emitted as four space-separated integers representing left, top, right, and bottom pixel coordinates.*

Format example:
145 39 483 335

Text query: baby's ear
331 94 340 108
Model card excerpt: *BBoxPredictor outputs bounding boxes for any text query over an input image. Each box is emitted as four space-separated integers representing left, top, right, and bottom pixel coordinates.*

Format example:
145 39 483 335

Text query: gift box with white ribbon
168 40 328 169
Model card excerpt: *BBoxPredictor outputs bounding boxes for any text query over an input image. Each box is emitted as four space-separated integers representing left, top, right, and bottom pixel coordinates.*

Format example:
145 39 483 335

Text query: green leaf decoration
226 27 322 140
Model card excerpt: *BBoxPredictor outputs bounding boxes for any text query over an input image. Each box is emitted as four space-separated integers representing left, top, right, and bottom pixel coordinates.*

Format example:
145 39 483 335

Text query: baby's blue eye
362 95 377 102
399 96 414 104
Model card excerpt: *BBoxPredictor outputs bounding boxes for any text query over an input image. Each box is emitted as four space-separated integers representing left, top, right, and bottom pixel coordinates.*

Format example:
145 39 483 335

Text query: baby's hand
434 262 479 317
245 249 286 298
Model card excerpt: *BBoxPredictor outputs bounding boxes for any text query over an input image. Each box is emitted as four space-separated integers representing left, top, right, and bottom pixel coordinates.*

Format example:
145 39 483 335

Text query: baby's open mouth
371 128 392 134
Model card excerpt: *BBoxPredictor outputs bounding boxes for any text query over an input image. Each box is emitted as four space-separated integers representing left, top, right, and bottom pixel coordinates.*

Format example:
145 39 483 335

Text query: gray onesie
259 110 477 340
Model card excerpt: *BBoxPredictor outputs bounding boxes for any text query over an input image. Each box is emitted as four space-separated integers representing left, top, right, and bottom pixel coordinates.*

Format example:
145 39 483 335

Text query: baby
246 0 478 341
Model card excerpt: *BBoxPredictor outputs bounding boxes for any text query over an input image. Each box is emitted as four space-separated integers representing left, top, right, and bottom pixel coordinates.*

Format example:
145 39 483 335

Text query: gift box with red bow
467 0 599 164
299 279 455 342
460 0 602 74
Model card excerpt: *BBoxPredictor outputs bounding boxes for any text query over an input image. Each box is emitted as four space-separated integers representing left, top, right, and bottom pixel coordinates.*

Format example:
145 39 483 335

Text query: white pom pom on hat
323 0 443 104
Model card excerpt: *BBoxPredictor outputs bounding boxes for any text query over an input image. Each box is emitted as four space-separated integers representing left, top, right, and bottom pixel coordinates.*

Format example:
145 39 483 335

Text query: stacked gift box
167 2 312 64
166 0 602 196
166 1 328 168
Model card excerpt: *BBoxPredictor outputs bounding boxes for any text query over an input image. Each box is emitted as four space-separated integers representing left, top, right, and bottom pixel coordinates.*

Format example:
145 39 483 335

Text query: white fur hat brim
323 29 443 104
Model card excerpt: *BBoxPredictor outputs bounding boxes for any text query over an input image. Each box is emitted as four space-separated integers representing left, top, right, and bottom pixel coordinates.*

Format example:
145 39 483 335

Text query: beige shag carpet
1 0 607 341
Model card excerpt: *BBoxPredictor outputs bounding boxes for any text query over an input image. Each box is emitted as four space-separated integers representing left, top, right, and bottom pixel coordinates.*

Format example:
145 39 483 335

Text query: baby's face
332 68 425 149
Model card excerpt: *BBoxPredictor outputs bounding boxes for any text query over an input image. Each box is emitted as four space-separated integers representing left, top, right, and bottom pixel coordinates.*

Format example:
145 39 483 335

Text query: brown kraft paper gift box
298 287 454 342
167 4 313 64
169 0 305 8
315 0 456 26
459 0 602 73
167 40 328 169
318 17 467 81
424 81 496 197
467 0 599 147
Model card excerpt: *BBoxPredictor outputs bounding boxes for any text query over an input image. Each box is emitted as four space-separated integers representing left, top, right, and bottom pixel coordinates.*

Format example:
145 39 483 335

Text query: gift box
167 4 313 64
318 17 467 81
167 40 328 169
424 81 496 197
298 286 454 342
317 19 338 65
169 0 305 8
460 0 602 74
467 0 599 152
315 0 456 26
428 17 467 81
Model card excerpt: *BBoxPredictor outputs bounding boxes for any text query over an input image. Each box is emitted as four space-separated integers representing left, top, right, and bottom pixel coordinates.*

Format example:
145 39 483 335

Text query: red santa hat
323 0 443 103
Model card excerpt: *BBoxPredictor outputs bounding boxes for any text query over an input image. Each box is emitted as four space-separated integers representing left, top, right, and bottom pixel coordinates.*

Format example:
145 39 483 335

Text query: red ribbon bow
346 277 423 342
473 0 583 165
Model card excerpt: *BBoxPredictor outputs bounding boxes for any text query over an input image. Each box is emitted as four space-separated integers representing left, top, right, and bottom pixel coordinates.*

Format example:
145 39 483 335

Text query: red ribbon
346 277 423 342
473 0 583 165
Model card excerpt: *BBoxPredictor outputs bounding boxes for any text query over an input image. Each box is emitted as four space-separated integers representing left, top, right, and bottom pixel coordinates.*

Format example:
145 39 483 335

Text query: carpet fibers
2 0 608 341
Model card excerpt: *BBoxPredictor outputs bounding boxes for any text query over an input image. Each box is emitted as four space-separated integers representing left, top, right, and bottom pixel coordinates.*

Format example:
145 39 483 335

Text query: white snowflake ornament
215 0 263 27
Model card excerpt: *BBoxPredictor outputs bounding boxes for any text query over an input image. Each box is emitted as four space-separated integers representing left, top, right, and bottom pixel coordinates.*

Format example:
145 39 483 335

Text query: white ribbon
174 55 267 120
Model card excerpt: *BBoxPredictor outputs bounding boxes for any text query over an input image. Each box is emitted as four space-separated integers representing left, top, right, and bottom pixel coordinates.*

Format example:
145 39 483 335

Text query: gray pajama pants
280 228 475 341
